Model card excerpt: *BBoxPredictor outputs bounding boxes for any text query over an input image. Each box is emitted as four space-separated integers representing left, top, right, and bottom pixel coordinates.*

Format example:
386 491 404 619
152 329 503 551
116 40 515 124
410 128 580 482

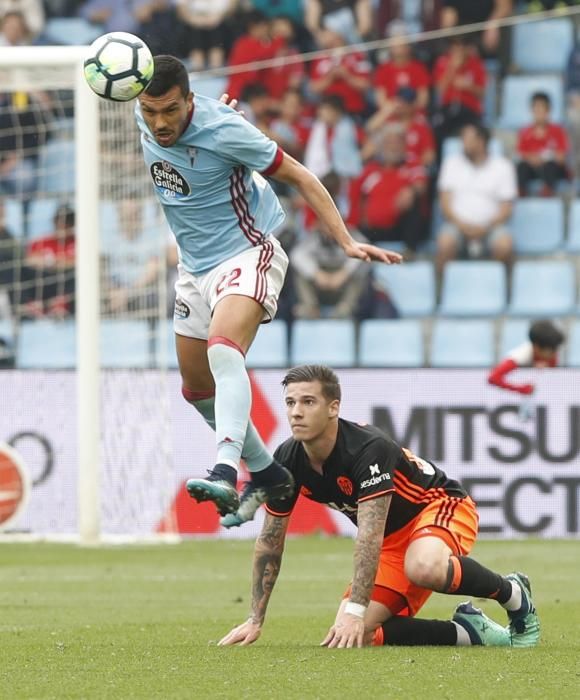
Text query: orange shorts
344 495 478 617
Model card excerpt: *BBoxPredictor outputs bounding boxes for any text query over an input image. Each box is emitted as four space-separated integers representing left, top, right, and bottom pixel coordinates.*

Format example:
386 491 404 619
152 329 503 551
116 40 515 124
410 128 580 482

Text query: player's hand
320 612 365 649
343 241 403 265
217 618 262 647
219 93 244 115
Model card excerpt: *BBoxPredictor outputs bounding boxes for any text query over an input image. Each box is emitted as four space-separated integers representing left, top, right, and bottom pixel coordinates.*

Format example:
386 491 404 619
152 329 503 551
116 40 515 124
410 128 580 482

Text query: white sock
501 581 522 612
453 621 472 646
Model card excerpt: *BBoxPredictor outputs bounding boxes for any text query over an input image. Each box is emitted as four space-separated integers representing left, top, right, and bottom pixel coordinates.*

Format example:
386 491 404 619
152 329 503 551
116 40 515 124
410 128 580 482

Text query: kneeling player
219 365 540 649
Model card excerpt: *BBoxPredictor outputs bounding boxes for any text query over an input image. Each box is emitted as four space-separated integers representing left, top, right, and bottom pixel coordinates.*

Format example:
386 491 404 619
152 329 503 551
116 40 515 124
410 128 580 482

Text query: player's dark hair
529 320 565 350
145 55 190 99
531 91 551 108
282 365 341 402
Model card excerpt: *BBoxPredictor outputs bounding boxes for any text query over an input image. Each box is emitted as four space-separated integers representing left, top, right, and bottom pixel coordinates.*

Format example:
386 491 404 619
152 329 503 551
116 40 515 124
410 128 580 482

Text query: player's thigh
175 334 214 393
210 295 264 353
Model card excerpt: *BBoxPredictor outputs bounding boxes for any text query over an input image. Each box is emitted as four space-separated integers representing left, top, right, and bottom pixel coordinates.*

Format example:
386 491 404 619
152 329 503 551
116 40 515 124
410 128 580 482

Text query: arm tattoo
350 495 391 608
250 514 288 624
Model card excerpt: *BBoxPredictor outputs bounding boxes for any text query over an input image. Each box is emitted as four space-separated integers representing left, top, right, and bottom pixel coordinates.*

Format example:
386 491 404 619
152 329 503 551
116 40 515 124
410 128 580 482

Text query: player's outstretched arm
272 154 403 265
322 494 391 649
218 513 290 646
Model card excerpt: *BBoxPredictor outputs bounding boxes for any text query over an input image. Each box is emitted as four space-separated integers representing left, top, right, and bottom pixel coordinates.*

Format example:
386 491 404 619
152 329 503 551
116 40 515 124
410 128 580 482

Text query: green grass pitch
1 538 579 699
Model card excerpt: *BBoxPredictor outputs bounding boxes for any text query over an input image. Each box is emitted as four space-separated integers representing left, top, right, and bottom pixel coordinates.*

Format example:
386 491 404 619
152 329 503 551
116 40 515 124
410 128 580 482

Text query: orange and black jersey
266 418 468 537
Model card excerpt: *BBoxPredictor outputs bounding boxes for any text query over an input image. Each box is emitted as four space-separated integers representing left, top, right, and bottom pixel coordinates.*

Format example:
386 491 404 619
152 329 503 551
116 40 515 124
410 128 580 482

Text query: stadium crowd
1 0 580 363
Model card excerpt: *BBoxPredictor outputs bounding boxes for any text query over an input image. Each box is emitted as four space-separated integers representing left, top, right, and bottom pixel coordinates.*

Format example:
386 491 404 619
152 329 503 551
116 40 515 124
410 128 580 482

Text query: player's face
284 381 339 442
139 85 193 148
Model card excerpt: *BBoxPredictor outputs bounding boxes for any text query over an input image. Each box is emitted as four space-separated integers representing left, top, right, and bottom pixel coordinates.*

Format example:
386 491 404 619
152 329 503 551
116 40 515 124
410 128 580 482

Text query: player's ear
187 91 194 109
328 399 340 418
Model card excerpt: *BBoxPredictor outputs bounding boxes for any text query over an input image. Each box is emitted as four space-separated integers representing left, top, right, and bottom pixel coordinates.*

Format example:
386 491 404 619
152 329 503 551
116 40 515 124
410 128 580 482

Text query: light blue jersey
135 93 285 275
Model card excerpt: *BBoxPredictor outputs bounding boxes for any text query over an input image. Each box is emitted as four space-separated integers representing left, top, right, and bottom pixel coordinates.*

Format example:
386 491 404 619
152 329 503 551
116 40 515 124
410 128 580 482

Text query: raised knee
181 386 215 404
404 556 447 590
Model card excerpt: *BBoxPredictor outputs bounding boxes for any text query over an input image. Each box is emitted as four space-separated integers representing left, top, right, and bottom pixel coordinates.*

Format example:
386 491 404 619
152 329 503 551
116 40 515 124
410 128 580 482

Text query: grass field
1 538 579 700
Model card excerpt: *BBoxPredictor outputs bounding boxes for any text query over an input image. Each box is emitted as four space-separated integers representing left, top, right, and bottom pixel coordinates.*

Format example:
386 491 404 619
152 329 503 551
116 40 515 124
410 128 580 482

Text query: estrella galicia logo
174 297 190 319
150 161 190 199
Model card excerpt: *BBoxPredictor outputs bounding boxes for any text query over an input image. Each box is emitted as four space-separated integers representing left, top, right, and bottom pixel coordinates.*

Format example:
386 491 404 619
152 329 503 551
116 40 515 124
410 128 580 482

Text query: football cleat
453 602 511 646
505 572 540 647
186 464 240 516
220 468 295 529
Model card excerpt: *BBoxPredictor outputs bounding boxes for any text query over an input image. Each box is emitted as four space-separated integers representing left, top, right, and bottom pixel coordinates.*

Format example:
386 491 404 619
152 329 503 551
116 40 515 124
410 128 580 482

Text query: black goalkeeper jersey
266 418 468 537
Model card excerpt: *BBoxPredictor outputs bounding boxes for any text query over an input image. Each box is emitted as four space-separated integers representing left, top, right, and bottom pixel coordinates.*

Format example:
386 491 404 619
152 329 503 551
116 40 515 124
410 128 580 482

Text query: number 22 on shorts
216 267 242 295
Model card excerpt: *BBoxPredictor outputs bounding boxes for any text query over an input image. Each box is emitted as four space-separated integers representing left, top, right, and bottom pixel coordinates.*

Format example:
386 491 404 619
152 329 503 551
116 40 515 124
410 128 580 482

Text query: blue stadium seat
430 320 494 368
246 320 288 368
439 261 506 317
373 261 435 317
497 75 563 130
27 199 61 240
190 74 228 100
17 319 76 369
154 319 178 369
4 199 24 238
499 319 531 359
38 140 75 195
290 320 356 367
441 137 503 160
100 319 151 368
513 19 574 73
567 320 580 367
359 319 424 367
508 261 575 316
566 200 580 253
512 198 564 254
42 18 103 45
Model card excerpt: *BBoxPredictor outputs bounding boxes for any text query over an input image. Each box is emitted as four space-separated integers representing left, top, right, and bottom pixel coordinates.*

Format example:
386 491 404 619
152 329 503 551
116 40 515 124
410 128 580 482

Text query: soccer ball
83 32 154 102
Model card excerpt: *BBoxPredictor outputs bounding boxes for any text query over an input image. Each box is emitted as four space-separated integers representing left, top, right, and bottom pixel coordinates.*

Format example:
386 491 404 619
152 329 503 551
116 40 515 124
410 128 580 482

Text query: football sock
501 581 523 612
376 617 459 646
443 556 513 604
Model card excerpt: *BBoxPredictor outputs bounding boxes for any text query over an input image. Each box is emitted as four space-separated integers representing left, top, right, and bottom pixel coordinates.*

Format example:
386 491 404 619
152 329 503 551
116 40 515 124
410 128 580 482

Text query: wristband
344 601 366 618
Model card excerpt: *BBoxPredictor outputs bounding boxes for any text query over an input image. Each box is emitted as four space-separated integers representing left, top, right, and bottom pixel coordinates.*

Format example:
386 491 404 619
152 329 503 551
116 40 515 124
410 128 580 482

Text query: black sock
250 460 288 486
209 463 237 486
380 616 458 646
444 555 512 604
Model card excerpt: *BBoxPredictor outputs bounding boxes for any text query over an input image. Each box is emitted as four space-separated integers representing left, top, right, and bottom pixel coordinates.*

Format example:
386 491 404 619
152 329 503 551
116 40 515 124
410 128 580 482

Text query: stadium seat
508 261 575 316
154 319 178 369
512 198 564 254
512 19 574 73
441 137 503 160
189 74 228 100
27 199 62 240
246 320 288 368
359 319 424 367
290 320 356 367
497 75 563 130
17 319 76 369
42 18 103 46
4 199 24 238
567 320 580 367
38 140 75 195
100 319 151 368
439 261 506 317
566 200 580 253
499 319 531 359
373 261 435 317
430 320 494 368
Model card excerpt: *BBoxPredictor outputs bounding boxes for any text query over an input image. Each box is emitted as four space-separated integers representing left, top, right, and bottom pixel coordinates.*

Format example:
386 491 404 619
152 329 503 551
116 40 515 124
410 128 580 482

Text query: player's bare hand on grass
321 612 365 649
218 619 261 646
342 241 403 265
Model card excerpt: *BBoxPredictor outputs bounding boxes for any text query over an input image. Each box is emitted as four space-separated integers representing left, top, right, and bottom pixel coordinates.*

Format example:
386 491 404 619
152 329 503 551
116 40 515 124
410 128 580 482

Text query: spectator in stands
364 86 435 168
291 172 372 320
225 10 286 99
488 320 565 396
262 16 304 100
373 22 431 113
44 1 85 19
304 94 361 179
269 88 312 161
432 37 487 148
0 9 31 45
80 0 143 35
0 199 22 321
377 0 442 38
348 126 427 255
436 123 516 274
566 37 580 179
136 1 182 56
0 0 44 39
102 199 163 318
22 204 75 318
309 28 372 117
305 0 372 44
516 92 569 196
239 83 273 130
440 0 513 55
176 0 238 70
251 0 304 24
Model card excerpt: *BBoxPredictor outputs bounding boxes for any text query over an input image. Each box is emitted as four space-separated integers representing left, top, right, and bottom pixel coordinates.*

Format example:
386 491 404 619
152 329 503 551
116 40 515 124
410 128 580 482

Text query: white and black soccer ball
83 32 154 102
